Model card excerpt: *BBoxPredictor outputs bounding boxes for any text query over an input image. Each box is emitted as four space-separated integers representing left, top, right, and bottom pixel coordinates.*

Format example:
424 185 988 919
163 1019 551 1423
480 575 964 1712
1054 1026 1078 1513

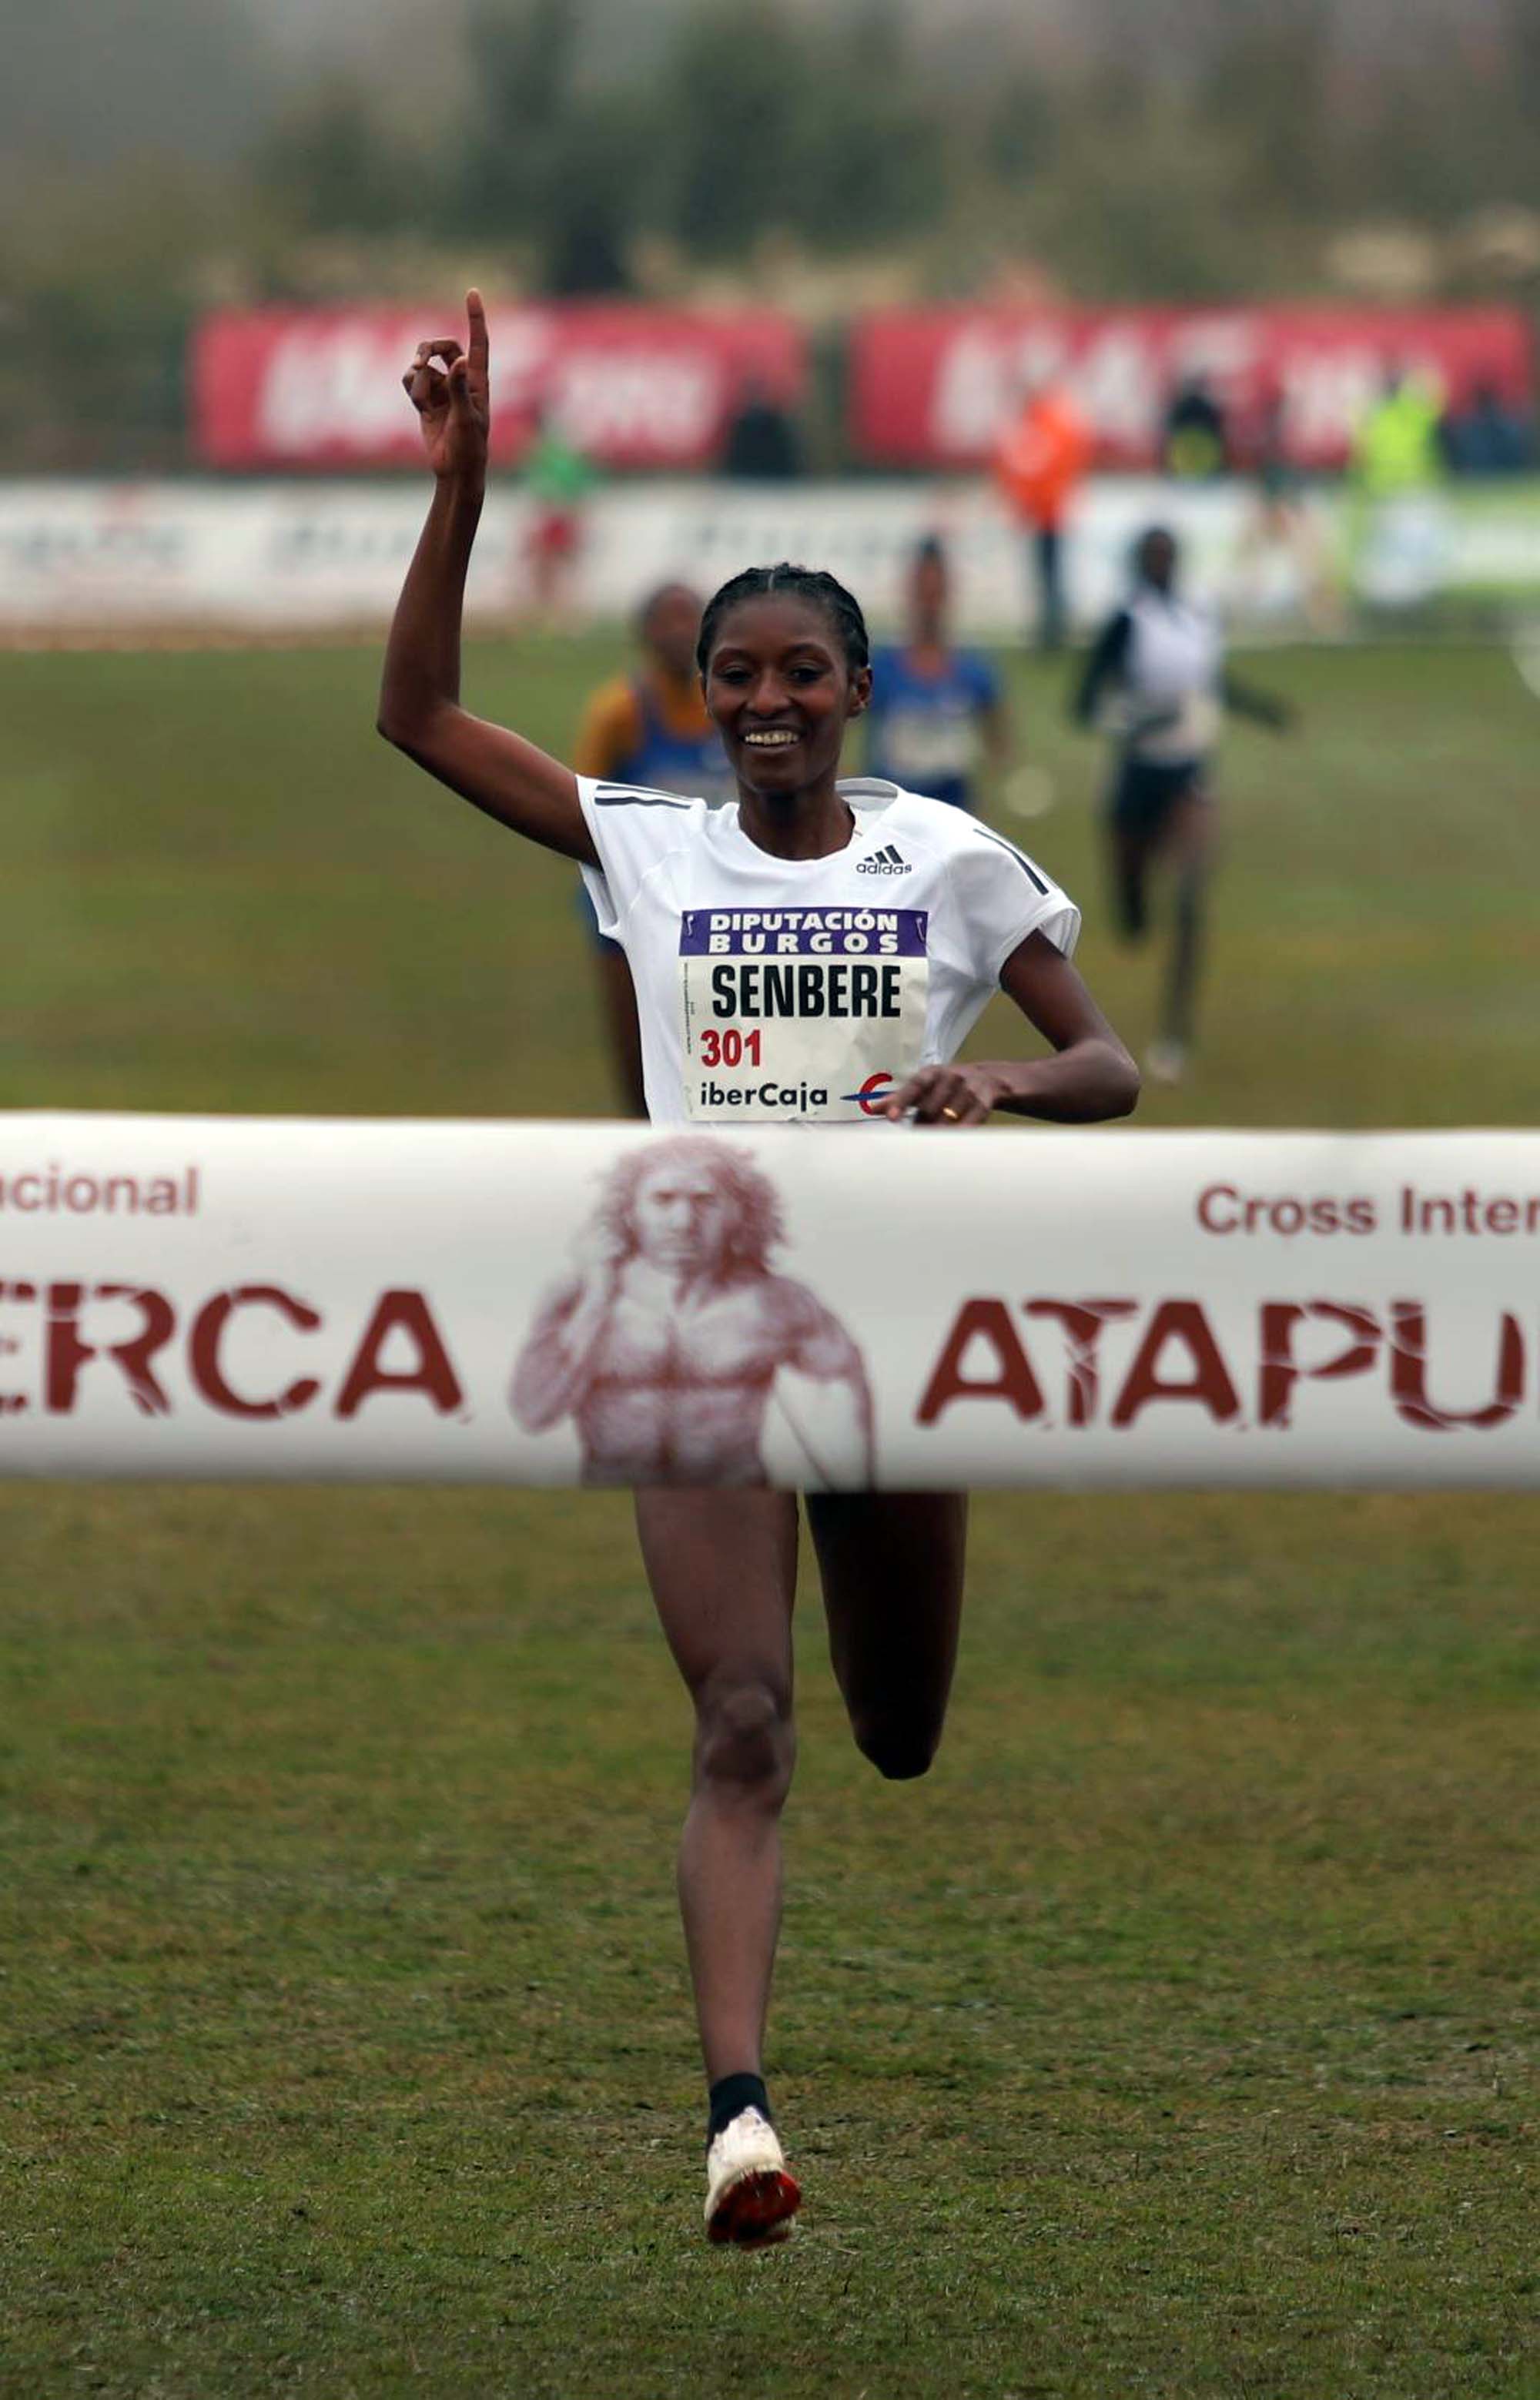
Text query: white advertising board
2 1114 1536 1491
0 475 1393 640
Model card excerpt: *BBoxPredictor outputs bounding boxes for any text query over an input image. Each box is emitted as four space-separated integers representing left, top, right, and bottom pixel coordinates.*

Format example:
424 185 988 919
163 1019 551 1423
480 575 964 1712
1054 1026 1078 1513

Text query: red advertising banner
849 307 1534 470
192 306 808 470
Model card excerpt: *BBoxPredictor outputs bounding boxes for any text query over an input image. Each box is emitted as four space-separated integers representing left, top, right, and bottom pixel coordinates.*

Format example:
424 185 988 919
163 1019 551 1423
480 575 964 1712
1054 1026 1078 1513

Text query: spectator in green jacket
1351 367 1445 496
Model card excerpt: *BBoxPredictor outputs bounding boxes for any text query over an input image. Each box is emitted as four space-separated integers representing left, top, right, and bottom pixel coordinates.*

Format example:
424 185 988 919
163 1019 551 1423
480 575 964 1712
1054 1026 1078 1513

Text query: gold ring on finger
941 1106 960 1121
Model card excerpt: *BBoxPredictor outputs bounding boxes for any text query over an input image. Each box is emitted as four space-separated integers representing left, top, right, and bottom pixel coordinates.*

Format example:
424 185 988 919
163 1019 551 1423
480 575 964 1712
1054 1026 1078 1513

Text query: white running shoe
1147 1037 1188 1085
704 2108 801 2247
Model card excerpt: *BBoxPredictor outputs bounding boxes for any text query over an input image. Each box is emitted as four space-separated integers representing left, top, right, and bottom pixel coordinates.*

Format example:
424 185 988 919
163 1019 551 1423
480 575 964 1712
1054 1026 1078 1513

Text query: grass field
1 639 1537 2396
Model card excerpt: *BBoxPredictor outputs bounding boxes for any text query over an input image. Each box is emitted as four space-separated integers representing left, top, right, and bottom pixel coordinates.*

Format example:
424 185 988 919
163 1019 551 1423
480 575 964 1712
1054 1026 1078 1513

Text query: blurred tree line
2 0 1538 468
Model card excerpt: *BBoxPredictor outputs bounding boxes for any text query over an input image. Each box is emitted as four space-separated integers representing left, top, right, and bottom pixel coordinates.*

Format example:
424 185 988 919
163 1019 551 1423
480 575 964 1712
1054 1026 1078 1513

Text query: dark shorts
1108 756 1208 838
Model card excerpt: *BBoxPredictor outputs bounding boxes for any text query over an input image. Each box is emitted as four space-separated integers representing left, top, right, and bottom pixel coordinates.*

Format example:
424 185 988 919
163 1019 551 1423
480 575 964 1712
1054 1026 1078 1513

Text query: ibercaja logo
843 1073 896 1116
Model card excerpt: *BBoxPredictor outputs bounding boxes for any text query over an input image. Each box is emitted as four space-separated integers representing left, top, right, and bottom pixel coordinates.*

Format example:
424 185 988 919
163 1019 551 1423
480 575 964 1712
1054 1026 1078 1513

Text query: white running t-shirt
1123 589 1224 765
577 775 1080 1125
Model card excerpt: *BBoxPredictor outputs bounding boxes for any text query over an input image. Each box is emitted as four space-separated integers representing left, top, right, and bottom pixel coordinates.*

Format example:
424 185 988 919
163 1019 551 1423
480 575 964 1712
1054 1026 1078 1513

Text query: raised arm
377 290 597 865
510 1270 617 1431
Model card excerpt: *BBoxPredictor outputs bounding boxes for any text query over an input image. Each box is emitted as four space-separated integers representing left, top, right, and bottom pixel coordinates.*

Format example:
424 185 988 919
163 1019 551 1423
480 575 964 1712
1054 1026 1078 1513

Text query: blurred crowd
701 361 1537 495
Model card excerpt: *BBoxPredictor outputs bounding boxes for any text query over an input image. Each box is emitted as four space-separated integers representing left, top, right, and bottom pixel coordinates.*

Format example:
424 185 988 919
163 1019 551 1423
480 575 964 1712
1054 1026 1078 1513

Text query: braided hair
695 562 870 678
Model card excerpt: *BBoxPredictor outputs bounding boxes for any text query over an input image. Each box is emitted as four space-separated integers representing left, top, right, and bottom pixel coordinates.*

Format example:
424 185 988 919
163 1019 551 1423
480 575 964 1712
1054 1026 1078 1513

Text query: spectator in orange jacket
993 374 1093 652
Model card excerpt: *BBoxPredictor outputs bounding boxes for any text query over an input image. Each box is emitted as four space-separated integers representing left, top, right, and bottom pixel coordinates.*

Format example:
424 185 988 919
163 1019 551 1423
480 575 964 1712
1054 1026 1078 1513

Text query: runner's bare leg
1109 819 1156 944
806 1491 967 1778
1155 791 1216 1049
635 1488 799 2083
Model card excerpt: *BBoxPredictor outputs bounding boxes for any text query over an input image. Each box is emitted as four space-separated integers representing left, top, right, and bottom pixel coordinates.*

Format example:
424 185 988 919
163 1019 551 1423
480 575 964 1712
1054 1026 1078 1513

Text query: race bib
679 906 929 1123
879 704 980 786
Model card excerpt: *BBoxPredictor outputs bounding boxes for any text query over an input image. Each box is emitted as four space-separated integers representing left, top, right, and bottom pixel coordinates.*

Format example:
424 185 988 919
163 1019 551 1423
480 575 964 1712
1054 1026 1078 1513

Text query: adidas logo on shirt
855 843 912 875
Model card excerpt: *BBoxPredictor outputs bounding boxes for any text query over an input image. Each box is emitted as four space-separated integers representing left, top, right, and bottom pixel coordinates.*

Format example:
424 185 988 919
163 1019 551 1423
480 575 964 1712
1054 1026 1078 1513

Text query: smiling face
702 594 871 798
631 1160 733 1274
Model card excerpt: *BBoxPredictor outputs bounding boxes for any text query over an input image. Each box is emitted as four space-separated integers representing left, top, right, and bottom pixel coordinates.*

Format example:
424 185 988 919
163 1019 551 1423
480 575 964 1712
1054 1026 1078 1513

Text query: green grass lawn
2 638 1537 1123
1 640 1537 2395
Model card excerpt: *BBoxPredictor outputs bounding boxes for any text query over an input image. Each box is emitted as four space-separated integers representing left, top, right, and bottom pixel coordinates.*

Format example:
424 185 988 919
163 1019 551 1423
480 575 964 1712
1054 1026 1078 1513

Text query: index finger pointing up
466 288 489 382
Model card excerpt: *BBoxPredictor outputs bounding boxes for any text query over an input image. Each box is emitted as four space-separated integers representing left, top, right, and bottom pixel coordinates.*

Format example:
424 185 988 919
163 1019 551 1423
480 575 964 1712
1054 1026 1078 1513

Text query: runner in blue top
865 536 1009 815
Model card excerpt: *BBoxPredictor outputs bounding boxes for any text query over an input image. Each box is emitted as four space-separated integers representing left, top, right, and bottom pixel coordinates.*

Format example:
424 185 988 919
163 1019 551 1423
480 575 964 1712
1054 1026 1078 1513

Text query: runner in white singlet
1073 524 1294 1084
580 772 1078 1126
380 293 1141 2251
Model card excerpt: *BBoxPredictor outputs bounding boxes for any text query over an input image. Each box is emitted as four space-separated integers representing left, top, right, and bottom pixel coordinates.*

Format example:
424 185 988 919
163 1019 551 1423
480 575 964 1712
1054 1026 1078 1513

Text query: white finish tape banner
0 476 1349 640
8 477 1540 645
1 1115 1537 1491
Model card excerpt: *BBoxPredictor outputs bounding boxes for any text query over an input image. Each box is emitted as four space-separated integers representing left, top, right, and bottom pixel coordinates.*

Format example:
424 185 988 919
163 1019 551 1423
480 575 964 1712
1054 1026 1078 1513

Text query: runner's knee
695 1677 795 1804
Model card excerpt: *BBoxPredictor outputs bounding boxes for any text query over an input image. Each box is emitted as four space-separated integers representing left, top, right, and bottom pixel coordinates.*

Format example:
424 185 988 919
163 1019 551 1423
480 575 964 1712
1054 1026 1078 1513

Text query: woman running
1073 524 1293 1083
379 293 1140 2249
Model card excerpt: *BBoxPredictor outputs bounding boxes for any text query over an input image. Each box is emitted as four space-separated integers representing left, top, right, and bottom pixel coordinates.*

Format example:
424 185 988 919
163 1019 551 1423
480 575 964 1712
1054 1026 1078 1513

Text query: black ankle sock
708 2071 771 2145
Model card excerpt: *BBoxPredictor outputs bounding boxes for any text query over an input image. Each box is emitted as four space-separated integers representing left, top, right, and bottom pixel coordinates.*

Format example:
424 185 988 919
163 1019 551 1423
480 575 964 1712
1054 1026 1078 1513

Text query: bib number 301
698 1028 762 1069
